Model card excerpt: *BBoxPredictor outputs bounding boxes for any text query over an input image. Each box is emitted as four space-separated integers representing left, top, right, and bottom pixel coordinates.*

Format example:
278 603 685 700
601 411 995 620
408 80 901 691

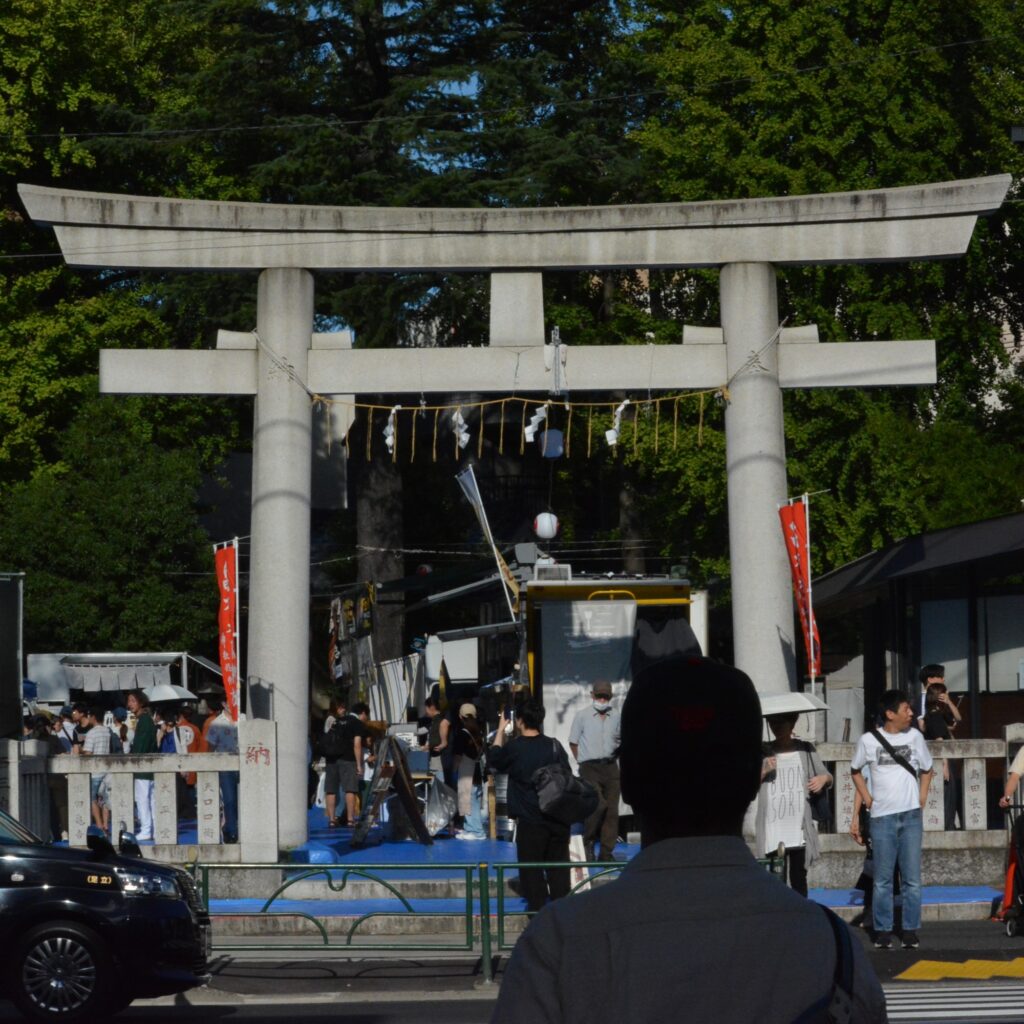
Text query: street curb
136 985 500 1007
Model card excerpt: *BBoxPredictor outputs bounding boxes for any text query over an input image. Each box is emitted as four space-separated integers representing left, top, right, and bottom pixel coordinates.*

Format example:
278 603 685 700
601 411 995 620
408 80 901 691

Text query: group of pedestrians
490 655 888 1024
23 689 239 844
411 680 622 865
487 661 978 1023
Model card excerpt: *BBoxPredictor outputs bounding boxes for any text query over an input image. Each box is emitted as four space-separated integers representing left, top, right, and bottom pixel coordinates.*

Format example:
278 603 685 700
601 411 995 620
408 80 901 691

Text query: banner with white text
214 543 241 721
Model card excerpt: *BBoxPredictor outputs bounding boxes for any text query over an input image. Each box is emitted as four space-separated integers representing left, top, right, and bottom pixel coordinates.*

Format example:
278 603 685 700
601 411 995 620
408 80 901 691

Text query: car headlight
115 867 180 897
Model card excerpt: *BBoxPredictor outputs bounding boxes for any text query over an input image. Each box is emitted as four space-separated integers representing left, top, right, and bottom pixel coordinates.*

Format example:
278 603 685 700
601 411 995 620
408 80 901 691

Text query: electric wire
3 34 1014 144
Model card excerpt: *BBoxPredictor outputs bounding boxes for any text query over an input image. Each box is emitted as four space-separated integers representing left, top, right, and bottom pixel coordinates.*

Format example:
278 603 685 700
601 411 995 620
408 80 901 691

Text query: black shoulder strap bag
790 905 855 1024
870 728 919 778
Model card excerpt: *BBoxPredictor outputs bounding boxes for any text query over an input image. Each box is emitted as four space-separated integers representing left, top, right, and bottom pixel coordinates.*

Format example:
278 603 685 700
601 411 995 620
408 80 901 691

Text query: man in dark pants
569 680 621 861
488 697 570 913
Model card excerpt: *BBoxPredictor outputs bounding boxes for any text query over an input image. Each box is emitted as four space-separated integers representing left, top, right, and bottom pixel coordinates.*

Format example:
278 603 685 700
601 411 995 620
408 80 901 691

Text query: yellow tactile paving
897 958 1024 981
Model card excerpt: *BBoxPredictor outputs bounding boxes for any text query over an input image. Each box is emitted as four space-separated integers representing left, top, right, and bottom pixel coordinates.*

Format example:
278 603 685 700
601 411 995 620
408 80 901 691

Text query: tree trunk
618 475 646 574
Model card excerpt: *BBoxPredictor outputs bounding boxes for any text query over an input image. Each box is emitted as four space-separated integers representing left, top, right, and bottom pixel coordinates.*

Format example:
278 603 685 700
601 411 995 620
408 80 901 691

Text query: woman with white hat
453 703 487 840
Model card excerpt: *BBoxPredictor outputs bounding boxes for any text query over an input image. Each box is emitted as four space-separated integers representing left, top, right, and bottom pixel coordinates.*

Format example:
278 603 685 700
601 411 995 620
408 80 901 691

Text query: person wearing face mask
569 681 622 862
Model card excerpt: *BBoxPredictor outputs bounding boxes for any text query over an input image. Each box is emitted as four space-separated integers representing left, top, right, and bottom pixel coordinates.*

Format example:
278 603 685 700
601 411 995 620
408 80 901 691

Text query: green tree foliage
0 397 216 652
2 0 1023 658
0 0 249 654
612 0 1024 573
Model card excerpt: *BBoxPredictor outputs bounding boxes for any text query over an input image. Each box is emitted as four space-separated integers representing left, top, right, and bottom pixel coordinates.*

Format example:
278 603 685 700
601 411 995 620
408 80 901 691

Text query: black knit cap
620 656 763 825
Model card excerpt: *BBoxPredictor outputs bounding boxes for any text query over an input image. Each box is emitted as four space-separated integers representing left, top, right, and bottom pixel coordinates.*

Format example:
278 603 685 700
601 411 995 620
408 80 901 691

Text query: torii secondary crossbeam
19 175 1010 851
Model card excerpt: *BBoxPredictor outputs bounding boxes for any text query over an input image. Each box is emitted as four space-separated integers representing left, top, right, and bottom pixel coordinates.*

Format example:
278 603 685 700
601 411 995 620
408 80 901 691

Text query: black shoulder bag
790 905 855 1024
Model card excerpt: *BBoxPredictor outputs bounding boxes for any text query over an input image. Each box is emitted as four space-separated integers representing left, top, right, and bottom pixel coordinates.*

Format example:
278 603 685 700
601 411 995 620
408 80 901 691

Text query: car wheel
10 921 112 1022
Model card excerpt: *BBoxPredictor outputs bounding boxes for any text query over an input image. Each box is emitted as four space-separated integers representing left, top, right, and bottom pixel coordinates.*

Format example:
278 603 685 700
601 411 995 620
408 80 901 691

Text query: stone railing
819 739 1006 833
2 720 278 862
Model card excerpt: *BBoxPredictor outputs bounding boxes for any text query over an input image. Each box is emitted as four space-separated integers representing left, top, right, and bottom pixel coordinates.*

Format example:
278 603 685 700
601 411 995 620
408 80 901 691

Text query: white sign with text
762 751 806 854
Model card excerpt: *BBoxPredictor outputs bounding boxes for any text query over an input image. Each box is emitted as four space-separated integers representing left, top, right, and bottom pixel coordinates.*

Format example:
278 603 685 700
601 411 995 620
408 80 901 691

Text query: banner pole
233 536 241 719
803 494 815 681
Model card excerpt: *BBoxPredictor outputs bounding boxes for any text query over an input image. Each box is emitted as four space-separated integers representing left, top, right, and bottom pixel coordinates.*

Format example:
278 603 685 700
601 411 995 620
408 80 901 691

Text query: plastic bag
424 777 457 836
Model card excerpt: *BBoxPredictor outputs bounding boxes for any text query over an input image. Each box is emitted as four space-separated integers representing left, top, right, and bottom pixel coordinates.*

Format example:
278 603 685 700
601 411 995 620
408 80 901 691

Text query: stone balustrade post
834 761 855 834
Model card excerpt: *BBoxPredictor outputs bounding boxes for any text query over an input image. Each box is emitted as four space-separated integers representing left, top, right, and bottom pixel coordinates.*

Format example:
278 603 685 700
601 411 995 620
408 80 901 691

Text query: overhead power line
1 34 1013 145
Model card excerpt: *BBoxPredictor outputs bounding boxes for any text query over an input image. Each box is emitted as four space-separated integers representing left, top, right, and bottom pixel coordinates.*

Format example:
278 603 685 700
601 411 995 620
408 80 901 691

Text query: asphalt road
6 920 1024 1023
0 1001 496 1023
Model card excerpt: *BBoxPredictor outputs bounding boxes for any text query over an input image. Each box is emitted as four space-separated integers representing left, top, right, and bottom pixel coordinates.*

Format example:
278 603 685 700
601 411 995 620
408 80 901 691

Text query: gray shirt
568 705 621 763
491 835 886 1024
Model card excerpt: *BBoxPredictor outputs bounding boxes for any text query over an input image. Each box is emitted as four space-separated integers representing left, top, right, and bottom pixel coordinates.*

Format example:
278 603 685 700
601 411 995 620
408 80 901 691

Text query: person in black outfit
488 697 571 913
323 697 369 827
922 682 962 830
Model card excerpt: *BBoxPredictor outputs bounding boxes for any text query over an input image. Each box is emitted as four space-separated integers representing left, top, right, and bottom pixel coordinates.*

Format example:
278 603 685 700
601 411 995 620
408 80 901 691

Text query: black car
0 806 210 1021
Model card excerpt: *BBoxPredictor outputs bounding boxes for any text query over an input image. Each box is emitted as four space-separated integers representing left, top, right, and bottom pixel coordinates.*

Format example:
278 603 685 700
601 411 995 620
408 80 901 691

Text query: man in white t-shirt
851 690 933 951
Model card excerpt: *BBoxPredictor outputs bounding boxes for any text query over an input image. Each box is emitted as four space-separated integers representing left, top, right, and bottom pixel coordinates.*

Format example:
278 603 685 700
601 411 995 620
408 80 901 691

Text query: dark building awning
814 512 1024 606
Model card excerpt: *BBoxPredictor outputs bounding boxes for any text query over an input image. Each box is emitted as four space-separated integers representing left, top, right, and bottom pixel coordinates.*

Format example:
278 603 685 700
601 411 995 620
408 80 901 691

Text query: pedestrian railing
1 721 279 860
191 857 789 983
193 861 481 955
819 739 1006 834
488 861 626 950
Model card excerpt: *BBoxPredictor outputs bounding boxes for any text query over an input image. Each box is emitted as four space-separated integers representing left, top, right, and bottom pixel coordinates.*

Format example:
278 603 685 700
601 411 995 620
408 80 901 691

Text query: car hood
2 841 180 877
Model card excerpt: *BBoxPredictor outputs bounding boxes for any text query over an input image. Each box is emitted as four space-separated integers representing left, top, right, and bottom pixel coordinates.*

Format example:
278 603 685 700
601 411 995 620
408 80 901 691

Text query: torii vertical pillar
720 263 796 689
248 268 314 848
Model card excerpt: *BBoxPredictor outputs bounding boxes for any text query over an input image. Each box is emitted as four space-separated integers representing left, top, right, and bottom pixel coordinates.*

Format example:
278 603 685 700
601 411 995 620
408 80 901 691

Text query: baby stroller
995 803 1024 936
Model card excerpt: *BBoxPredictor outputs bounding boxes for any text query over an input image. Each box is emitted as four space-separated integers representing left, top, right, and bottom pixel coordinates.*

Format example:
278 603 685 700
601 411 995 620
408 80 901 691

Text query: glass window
0 806 42 845
920 599 969 691
979 594 1024 692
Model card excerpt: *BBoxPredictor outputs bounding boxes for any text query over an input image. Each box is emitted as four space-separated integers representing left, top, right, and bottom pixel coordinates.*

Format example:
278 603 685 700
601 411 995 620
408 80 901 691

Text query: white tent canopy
27 651 220 704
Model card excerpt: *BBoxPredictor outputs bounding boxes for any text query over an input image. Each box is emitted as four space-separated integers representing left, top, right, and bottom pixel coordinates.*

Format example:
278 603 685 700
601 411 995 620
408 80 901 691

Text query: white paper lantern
534 512 559 539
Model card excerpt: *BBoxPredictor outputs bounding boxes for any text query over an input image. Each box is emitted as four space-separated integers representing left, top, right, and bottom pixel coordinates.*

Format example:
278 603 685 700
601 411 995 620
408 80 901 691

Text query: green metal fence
193 861 479 955
193 854 788 984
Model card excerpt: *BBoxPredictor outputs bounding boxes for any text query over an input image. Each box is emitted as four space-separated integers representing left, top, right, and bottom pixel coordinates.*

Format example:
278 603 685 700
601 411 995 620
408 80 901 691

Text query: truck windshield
0 807 43 845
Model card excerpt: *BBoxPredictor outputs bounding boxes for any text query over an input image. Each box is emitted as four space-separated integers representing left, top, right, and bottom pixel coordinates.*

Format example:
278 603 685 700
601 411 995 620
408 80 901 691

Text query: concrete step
206 898 997 938
210 910 531 939
279 876 519 901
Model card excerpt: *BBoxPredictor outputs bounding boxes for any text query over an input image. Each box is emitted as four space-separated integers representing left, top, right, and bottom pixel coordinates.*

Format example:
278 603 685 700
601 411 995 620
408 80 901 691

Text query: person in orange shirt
172 706 207 816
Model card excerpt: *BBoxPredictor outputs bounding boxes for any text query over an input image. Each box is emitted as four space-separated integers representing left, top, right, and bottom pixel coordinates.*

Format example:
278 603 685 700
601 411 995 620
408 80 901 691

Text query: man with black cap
491 656 886 1024
569 680 621 861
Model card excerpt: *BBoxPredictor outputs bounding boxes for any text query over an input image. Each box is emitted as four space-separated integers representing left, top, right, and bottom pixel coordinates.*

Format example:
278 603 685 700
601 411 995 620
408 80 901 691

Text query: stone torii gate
18 175 1010 849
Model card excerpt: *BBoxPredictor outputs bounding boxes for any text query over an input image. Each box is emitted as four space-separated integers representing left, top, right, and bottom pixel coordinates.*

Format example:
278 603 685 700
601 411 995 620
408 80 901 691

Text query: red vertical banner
778 500 822 679
214 543 241 722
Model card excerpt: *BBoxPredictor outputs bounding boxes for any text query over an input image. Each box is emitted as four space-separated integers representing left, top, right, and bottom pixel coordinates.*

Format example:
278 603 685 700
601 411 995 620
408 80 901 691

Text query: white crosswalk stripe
884 982 1024 1022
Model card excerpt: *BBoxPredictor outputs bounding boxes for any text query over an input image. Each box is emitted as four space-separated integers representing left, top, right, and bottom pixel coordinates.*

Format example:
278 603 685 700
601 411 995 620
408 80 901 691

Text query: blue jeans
871 807 922 932
462 782 487 838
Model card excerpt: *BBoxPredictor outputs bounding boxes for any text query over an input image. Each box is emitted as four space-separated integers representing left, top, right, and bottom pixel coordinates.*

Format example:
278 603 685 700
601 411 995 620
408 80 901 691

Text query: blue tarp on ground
161 809 1006 911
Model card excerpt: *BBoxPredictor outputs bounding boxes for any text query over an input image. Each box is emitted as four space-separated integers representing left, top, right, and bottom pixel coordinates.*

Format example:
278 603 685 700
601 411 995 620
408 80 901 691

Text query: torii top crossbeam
18 176 1009 270
18 175 1011 854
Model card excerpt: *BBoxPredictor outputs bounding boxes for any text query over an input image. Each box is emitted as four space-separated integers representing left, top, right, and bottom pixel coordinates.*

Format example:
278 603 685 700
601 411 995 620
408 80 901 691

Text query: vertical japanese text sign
778 499 821 679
